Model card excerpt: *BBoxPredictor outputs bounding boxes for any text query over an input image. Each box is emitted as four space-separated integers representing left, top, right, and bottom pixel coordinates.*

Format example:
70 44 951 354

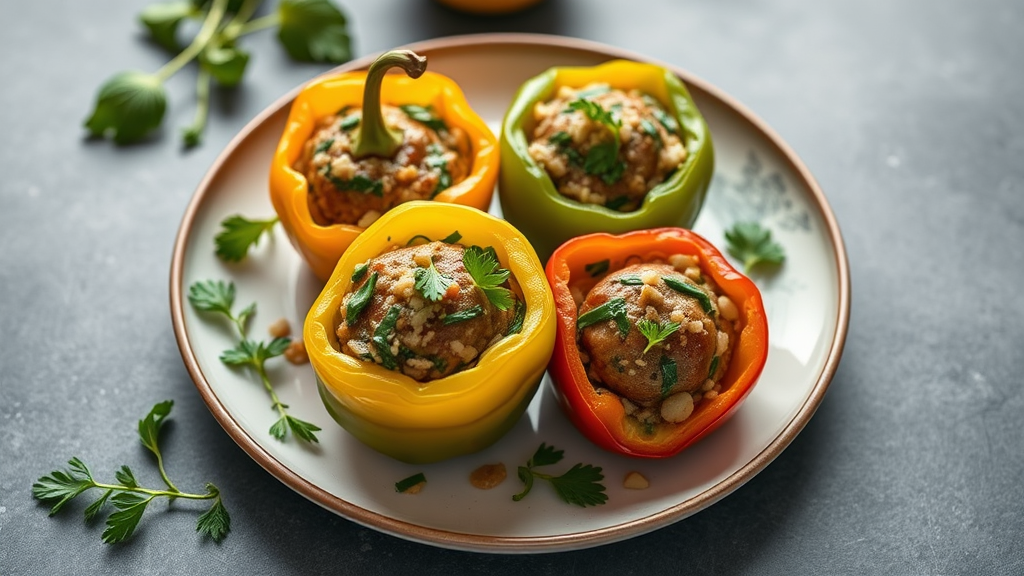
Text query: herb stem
222 0 268 39
258 363 287 419
155 0 230 82
352 50 427 159
89 481 216 501
153 451 180 494
234 13 279 37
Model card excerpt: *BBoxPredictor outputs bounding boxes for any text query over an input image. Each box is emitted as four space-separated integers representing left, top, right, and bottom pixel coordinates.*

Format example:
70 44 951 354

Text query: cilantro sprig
463 246 514 311
512 443 607 507
566 99 626 184
32 401 230 544
414 261 453 302
725 222 786 273
188 279 321 443
637 318 681 355
215 214 279 262
87 0 352 146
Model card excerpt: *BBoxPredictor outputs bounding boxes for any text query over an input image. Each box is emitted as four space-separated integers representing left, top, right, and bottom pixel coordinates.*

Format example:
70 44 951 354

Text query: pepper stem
351 50 428 159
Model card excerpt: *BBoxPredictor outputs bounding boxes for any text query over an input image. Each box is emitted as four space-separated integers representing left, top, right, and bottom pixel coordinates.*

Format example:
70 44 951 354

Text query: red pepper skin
545 228 769 458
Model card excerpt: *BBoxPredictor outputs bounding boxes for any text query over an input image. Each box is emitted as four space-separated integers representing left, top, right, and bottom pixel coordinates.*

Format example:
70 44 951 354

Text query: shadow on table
398 0 573 40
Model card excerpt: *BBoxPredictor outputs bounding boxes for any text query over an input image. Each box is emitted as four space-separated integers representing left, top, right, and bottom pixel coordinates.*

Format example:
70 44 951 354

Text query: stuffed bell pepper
304 201 555 464
545 228 768 459
271 49 499 281
499 60 714 262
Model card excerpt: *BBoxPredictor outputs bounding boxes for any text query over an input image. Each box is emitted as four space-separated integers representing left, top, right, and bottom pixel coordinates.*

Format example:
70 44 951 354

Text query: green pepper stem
351 50 428 159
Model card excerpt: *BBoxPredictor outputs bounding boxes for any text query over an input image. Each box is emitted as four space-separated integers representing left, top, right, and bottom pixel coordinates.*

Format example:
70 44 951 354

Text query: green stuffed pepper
499 60 715 263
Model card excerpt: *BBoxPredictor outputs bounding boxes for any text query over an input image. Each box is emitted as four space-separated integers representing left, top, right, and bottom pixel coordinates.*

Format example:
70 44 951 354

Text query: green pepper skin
498 60 715 263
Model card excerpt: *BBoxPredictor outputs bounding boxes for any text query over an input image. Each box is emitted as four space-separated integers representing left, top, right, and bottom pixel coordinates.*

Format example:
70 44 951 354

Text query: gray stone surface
2 0 1022 573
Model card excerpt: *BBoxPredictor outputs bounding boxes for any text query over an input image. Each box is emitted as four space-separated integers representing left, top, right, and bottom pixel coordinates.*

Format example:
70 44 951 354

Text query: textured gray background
2 0 1023 573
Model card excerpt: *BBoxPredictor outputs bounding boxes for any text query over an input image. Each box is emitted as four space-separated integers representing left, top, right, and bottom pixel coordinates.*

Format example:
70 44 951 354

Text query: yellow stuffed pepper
304 201 555 464
271 50 499 282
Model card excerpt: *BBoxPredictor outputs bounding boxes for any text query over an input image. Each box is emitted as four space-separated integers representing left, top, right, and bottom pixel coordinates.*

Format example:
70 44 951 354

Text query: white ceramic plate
171 34 849 554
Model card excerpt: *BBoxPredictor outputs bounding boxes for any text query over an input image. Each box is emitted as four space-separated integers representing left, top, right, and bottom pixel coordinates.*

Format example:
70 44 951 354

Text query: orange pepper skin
545 228 769 458
270 71 499 282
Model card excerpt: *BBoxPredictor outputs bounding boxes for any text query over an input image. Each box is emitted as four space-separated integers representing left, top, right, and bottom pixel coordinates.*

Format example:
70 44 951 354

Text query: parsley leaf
512 443 607 507
663 276 715 316
400 104 447 133
372 305 402 370
443 305 484 325
724 222 786 273
567 99 626 184
660 355 678 397
576 297 630 339
414 261 453 302
346 271 377 325
139 1 197 51
463 246 514 311
585 259 610 277
214 215 279 263
395 473 427 493
32 402 231 544
277 0 352 63
637 319 681 355
187 280 253 337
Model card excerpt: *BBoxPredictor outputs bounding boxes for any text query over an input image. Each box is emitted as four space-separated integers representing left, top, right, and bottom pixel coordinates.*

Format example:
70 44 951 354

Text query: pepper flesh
499 60 714 263
270 61 499 282
305 202 555 464
545 228 768 458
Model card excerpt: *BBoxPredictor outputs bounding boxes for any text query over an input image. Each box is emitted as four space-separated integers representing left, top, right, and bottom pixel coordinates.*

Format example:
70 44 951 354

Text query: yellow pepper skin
304 202 555 464
499 60 715 263
270 70 499 282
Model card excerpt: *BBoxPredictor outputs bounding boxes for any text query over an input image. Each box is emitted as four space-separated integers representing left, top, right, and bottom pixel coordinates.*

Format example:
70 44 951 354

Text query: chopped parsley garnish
372 305 402 370
443 305 484 325
575 84 611 99
414 260 453 302
660 355 678 397
339 115 359 131
604 196 630 211
639 118 662 148
512 443 607 507
314 138 335 154
724 222 786 273
567 99 627 184
399 104 447 132
637 319 681 355
405 234 432 246
463 245 514 311
395 472 426 493
576 297 630 339
619 275 644 286
346 271 377 325
585 259 610 277
441 231 462 244
322 168 384 197
425 150 452 197
663 276 714 316
707 356 720 380
351 262 369 282
508 299 527 335
642 95 679 135
549 131 585 166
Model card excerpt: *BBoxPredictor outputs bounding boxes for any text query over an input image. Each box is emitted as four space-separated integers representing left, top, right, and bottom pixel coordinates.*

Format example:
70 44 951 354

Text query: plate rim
169 32 851 553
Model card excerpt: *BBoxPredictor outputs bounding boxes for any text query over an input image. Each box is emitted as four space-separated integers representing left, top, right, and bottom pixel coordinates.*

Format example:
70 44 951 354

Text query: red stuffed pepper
545 228 768 458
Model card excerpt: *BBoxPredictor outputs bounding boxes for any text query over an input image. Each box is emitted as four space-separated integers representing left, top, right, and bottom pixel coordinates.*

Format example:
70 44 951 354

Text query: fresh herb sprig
414 261 453 302
32 401 230 544
567 99 626 184
87 0 352 146
724 222 786 273
215 215 279 262
188 279 321 443
512 443 607 507
637 318 681 355
463 246 514 311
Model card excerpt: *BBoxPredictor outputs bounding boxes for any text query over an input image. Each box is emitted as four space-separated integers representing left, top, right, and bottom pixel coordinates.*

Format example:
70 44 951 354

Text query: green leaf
639 118 662 147
511 466 534 502
724 222 786 273
200 42 250 87
139 1 197 52
663 276 715 316
196 491 231 542
584 259 609 277
277 0 352 63
660 355 678 397
576 297 630 339
114 465 138 489
507 300 527 335
547 464 608 507
350 262 369 283
372 305 402 370
235 302 256 335
395 472 427 493
84 489 112 521
528 442 564 468
463 246 514 311
138 400 174 457
441 231 462 244
102 493 151 544
286 416 322 443
187 280 235 316
269 416 288 440
84 71 167 144
31 458 95 515
214 215 278 263
707 355 720 380
346 271 377 325
619 275 644 285
637 319 681 355
583 141 625 184
399 104 447 133
443 305 483 325
414 261 453 302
